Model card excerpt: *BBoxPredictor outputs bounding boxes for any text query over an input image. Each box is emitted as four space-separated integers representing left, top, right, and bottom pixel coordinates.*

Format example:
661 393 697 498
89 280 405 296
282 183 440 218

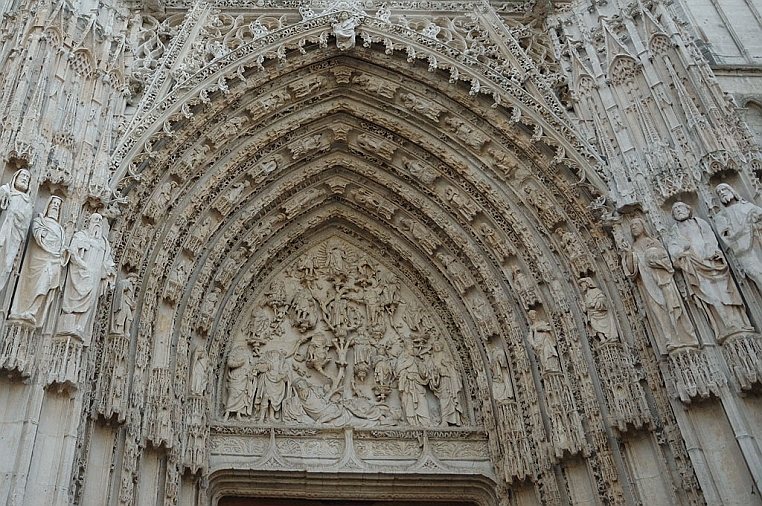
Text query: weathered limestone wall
0 0 760 505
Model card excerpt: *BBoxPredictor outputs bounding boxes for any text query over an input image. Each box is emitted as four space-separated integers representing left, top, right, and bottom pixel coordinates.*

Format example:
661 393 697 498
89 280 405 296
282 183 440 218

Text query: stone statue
489 347 514 403
511 265 540 309
224 345 256 420
283 378 390 427
332 12 358 50
578 277 619 343
111 273 137 335
59 213 117 344
714 183 762 290
0 169 33 292
527 310 560 373
255 349 290 421
427 339 464 426
621 218 698 352
666 202 754 342
395 342 431 425
9 196 66 327
189 346 210 396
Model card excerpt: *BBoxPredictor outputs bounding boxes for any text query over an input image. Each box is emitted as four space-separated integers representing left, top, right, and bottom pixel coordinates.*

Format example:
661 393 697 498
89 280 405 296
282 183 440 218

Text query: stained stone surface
0 0 761 505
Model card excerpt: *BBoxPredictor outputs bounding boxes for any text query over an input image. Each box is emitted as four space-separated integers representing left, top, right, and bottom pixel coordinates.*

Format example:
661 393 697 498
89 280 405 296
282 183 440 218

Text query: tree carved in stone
223 238 468 428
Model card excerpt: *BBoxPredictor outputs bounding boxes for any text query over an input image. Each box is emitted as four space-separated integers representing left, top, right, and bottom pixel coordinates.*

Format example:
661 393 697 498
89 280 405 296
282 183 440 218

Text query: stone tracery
1 1 761 504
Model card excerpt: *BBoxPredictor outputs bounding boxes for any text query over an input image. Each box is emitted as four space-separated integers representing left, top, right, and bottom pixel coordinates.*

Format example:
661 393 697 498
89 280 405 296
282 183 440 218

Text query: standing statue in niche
527 309 560 373
666 202 754 342
578 277 619 344
9 196 66 327
189 346 210 396
111 273 137 336
0 169 34 292
714 183 762 290
621 218 698 352
59 213 116 343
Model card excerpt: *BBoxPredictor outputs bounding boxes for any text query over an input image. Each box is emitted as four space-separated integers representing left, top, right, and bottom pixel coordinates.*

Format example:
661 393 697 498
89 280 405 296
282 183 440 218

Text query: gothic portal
1 0 762 505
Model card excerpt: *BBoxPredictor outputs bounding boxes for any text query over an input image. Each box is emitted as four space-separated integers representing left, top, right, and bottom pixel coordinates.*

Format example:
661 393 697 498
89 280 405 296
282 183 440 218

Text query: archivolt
102 18 641 492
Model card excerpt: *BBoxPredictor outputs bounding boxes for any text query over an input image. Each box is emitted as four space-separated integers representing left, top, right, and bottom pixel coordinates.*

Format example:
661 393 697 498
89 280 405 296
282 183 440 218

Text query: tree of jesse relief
223 239 466 428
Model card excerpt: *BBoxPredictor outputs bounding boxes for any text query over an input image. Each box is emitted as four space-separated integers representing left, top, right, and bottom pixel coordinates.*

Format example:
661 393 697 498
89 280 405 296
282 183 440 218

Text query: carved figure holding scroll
621 218 698 352
59 213 116 343
666 202 753 342
714 183 762 290
0 169 33 292
10 196 66 327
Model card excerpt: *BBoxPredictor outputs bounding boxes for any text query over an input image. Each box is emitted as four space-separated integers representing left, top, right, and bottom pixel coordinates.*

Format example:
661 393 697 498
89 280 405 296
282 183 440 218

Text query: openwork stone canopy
2 0 762 504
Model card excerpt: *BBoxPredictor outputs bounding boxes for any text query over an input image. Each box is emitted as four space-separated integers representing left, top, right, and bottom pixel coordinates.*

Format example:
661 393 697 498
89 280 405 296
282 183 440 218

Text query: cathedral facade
0 0 762 504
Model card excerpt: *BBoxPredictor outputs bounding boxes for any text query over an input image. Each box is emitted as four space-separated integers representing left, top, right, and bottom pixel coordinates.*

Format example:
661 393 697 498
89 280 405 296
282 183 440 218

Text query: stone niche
220 237 471 430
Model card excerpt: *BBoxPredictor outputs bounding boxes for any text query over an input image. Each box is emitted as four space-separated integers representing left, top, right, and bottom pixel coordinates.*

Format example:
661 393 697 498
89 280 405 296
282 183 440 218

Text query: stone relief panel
221 237 470 429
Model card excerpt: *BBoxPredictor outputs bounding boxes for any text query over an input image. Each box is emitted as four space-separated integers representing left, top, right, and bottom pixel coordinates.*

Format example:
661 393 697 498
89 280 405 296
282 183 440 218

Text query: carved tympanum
223 238 468 428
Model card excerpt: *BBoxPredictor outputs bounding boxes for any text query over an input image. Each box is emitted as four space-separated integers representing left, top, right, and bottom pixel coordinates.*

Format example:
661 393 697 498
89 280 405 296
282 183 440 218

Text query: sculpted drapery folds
58 213 117 344
427 338 464 426
621 218 699 352
221 240 470 428
666 202 754 342
190 347 211 397
224 345 256 420
9 196 66 328
527 309 560 374
396 341 431 426
578 277 619 344
714 183 762 290
0 169 33 293
111 273 137 336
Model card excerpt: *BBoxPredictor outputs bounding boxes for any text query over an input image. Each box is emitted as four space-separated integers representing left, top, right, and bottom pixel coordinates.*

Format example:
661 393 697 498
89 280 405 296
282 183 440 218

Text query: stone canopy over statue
223 238 467 428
